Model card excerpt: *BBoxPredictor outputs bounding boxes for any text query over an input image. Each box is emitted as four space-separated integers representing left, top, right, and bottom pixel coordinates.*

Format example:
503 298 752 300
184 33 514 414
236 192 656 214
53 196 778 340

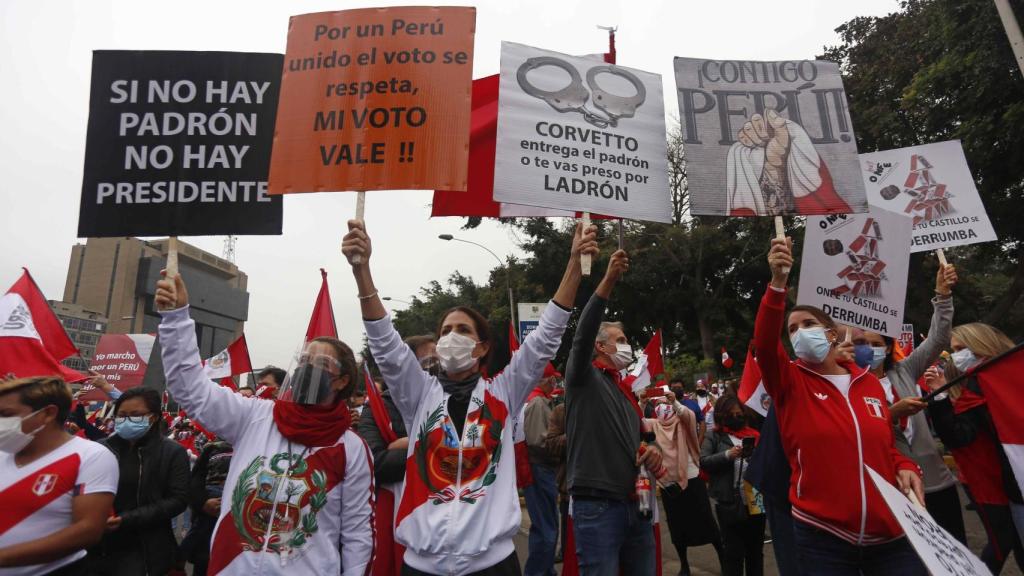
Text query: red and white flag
431 49 616 220
970 344 1024 498
626 330 664 393
738 344 770 417
721 347 734 369
202 334 253 386
306 268 338 341
0 269 83 381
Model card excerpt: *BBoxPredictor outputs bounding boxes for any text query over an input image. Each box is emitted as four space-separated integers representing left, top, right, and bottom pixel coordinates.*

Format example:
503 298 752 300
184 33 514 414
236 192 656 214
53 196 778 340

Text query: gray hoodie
888 294 957 492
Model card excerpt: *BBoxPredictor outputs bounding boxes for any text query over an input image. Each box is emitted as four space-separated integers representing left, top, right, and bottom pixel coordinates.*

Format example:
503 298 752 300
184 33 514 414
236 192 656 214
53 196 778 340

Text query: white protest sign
493 42 671 223
797 208 913 337
861 140 997 252
866 466 991 576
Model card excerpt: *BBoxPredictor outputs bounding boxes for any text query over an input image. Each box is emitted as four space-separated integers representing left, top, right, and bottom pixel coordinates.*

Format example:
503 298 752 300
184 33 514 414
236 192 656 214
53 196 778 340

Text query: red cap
543 363 562 379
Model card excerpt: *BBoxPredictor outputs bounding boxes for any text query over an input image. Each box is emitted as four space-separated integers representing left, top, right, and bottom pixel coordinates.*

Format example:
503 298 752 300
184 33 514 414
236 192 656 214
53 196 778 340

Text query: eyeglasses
116 414 151 424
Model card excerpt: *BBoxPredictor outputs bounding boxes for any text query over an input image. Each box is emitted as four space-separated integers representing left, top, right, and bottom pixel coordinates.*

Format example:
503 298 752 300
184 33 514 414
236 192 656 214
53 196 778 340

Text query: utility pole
994 0 1024 78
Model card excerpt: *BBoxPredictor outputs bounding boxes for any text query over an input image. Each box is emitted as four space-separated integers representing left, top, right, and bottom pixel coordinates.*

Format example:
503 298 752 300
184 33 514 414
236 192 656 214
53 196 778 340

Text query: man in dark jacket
564 250 663 575
86 387 190 576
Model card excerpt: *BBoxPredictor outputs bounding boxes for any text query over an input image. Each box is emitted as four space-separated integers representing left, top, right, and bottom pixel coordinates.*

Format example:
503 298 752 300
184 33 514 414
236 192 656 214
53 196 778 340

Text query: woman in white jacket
155 272 374 576
342 219 597 575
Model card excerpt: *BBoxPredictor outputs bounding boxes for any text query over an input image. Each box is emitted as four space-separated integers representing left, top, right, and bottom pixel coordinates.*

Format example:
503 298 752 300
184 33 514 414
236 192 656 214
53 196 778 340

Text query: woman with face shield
925 322 1023 574
153 272 374 576
753 236 926 576
848 262 964 543
342 219 597 576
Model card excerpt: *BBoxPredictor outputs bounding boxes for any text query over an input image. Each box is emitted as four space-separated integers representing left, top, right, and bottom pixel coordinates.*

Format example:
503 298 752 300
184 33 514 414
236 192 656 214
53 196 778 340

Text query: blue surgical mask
114 416 153 441
791 327 832 364
870 346 887 370
854 344 874 368
951 348 978 373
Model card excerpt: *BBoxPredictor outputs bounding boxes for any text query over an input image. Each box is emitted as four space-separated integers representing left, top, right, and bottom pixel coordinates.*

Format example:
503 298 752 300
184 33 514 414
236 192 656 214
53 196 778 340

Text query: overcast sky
0 0 901 367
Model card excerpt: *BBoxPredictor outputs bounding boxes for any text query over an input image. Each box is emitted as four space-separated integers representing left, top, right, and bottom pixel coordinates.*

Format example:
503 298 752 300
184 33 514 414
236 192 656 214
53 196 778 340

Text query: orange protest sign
268 7 475 194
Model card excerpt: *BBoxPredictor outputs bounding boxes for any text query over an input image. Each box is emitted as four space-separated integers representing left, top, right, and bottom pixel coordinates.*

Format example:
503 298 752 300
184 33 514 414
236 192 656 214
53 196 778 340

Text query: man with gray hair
564 249 663 575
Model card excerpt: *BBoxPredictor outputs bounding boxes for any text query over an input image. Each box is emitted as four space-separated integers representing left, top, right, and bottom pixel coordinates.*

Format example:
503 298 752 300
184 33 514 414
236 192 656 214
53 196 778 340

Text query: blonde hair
951 323 1015 360
0 377 72 423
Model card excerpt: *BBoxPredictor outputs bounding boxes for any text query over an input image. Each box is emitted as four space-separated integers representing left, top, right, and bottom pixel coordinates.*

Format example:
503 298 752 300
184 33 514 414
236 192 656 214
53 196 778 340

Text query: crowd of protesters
2 226 1023 576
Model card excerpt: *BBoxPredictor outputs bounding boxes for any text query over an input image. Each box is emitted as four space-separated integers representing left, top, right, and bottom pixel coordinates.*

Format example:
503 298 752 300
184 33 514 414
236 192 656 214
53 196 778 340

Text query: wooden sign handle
581 212 592 276
774 216 790 275
936 248 947 268
350 192 366 265
166 237 179 278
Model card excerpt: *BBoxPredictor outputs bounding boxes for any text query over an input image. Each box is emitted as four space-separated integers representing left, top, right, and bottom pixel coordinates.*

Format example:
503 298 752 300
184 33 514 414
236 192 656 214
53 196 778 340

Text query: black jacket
700 430 744 505
356 390 408 485
743 406 790 506
565 294 642 500
87 427 190 576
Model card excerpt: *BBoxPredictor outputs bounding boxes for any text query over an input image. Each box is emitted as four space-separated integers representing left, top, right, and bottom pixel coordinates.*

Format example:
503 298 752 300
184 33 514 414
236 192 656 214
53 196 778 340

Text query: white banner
860 140 996 252
493 42 671 223
517 302 548 344
797 208 913 337
866 466 991 576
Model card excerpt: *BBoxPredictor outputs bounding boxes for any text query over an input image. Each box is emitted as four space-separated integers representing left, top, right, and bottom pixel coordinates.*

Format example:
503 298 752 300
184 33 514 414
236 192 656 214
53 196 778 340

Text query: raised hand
738 109 791 204
935 264 957 296
155 270 188 311
768 236 793 288
342 219 372 267
572 223 599 260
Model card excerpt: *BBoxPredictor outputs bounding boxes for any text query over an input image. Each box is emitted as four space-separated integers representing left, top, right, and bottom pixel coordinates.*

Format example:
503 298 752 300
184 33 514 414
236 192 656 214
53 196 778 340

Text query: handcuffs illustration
516 56 646 128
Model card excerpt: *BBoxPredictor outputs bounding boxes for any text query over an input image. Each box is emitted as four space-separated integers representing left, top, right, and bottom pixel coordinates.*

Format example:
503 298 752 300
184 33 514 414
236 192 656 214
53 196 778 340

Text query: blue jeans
524 464 559 576
793 520 926 576
572 497 656 576
764 497 802 576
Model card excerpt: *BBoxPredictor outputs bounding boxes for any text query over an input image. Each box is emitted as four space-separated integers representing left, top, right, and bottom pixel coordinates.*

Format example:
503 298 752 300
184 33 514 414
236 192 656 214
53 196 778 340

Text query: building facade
48 301 107 372
63 237 248 360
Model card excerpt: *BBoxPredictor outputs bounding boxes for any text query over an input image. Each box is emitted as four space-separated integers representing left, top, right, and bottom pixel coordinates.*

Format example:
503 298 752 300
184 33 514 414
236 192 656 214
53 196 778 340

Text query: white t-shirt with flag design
0 436 119 576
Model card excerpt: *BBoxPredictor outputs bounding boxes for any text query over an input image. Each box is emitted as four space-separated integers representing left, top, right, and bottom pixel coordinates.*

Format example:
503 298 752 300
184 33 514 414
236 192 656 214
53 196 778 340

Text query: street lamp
438 234 516 328
382 296 411 305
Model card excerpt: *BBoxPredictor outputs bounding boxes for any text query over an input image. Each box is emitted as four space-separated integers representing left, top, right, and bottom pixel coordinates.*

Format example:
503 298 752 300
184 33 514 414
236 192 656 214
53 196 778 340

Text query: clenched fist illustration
736 109 793 213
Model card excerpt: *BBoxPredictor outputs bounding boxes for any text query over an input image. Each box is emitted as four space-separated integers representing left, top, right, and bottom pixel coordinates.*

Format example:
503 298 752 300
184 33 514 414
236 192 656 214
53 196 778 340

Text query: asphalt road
513 488 1023 575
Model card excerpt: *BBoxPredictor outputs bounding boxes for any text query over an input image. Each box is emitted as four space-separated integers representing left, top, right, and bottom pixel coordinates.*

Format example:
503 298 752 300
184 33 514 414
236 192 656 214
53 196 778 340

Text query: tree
822 0 1024 338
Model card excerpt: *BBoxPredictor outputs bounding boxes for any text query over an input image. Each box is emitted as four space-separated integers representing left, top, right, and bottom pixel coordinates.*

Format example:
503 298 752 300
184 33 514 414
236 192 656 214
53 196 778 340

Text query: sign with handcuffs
493 42 671 223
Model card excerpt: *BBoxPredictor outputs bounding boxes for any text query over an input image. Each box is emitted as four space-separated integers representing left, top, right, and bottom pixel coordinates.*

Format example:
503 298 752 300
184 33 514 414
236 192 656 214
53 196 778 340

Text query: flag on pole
738 344 770 417
306 268 338 341
509 320 519 354
202 334 253 388
431 47 617 219
363 364 397 444
0 269 84 381
626 330 664 393
970 344 1024 499
721 347 734 369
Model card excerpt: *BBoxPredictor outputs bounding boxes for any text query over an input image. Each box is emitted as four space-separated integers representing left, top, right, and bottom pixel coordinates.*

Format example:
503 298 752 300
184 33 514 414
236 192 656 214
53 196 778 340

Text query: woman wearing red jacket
756 236 925 575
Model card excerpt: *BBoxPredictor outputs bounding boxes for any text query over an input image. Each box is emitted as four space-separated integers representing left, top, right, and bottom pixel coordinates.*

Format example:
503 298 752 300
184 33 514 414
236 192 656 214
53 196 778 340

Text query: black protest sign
79 51 284 237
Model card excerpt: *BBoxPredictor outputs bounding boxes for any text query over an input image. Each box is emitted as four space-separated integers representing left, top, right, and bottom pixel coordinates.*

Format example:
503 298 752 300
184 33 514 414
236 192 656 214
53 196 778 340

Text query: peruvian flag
721 347 734 369
970 344 1024 498
363 364 396 444
306 268 338 341
625 330 664 393
431 50 616 220
738 344 770 417
0 269 83 381
202 334 253 387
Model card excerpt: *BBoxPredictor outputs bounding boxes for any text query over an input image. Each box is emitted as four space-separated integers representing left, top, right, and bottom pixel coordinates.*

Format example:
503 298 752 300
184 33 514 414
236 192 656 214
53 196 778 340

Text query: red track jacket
755 286 920 545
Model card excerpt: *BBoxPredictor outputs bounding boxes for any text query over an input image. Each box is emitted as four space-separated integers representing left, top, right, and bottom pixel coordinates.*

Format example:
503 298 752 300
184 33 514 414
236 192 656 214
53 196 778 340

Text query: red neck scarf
527 386 553 403
272 399 352 447
593 360 643 419
719 424 760 442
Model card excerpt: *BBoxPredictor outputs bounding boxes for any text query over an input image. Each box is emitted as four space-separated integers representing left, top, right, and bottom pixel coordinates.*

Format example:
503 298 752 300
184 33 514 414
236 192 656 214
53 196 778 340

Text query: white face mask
0 408 44 454
436 332 479 374
610 342 633 370
951 348 978 373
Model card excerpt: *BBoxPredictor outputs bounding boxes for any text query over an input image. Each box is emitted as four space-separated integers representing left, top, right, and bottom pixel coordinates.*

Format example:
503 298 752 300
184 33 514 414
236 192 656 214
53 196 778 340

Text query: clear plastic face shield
279 341 345 406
